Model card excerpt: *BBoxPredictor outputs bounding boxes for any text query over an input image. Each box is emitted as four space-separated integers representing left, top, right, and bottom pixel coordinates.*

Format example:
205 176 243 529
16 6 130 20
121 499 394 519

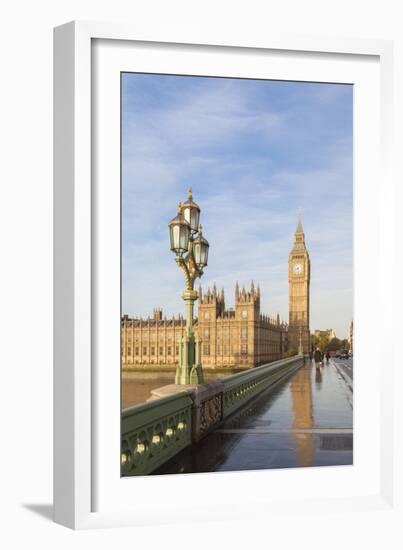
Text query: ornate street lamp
168 203 190 257
192 225 209 270
168 188 209 385
298 326 303 356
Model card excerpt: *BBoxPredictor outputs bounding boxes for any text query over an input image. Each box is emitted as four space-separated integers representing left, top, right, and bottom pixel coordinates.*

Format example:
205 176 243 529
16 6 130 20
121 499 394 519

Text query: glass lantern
168 208 190 256
181 187 200 233
193 229 209 269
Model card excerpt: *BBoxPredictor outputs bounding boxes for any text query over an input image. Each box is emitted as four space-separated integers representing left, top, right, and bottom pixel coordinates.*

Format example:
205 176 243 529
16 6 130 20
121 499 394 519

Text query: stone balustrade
222 356 303 418
121 391 193 476
122 355 304 476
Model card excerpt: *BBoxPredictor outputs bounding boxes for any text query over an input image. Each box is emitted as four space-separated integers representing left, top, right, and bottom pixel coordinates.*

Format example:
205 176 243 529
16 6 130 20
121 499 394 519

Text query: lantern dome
181 187 200 233
168 203 191 256
193 225 210 269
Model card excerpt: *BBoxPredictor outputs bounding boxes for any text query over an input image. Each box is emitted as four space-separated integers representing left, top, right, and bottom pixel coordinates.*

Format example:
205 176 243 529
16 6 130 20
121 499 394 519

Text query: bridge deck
153 359 353 474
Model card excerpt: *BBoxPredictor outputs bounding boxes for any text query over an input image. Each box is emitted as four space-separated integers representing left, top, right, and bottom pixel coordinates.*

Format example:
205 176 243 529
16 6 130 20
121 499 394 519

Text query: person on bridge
314 348 322 369
325 351 330 364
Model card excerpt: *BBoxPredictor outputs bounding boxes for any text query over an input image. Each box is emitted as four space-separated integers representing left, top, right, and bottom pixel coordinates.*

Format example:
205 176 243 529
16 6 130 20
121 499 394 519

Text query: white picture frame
54 21 400 530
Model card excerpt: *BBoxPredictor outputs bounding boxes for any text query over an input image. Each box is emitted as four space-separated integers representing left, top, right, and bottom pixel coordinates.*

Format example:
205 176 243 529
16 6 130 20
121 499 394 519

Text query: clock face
293 263 303 274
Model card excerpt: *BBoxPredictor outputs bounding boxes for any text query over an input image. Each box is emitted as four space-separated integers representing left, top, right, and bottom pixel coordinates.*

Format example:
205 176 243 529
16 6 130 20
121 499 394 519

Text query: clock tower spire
288 213 310 353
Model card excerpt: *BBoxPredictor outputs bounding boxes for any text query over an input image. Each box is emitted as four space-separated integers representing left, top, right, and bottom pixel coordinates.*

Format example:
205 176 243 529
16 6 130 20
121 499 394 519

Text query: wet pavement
333 357 353 382
153 359 353 475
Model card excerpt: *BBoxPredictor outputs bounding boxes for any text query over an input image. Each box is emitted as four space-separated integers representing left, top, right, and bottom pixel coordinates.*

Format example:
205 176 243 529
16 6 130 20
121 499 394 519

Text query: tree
327 337 342 351
310 333 330 352
318 334 330 351
340 338 350 351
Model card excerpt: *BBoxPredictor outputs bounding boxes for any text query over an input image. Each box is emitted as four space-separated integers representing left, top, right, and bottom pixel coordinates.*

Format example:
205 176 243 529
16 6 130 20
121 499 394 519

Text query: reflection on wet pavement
153 360 353 475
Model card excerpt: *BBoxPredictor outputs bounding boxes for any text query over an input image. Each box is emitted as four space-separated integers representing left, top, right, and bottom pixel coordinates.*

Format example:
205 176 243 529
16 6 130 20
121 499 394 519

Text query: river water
122 370 236 408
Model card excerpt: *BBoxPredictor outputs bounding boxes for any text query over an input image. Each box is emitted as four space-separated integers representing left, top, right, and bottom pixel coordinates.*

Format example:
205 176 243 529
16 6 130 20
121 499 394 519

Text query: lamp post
168 188 209 385
298 326 303 356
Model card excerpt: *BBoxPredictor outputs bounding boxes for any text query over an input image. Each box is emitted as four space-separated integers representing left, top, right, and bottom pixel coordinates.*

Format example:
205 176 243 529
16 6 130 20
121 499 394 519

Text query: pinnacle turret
295 209 304 234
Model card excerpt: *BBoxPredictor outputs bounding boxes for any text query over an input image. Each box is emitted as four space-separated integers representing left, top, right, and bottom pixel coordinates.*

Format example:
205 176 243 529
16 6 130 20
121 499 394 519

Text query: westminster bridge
121 356 353 476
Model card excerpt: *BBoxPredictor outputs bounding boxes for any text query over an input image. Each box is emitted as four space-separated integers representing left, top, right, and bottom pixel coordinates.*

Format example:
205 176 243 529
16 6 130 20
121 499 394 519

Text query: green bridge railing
122 355 304 476
121 391 193 476
222 356 304 418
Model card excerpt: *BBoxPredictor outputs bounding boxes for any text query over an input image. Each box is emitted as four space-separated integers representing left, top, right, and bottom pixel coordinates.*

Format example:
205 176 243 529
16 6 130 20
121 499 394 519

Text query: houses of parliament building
121 217 311 370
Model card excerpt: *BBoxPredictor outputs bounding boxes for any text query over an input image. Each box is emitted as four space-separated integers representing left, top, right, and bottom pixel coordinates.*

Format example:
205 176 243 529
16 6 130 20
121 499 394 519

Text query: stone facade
121 284 288 370
197 283 288 368
121 308 185 367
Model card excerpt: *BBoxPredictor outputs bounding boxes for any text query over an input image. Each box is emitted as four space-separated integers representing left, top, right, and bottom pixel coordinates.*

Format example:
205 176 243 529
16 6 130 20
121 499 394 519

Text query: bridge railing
121 391 193 477
122 355 304 476
222 356 304 418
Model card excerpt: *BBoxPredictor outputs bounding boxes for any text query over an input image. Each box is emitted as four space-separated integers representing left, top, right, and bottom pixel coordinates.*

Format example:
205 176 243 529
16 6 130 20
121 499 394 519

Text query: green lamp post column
298 326 303 355
168 188 210 385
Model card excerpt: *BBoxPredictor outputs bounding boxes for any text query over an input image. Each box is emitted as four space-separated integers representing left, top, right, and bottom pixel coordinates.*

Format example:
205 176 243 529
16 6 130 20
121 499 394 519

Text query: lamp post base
189 365 204 385
175 365 204 386
175 331 204 385
175 333 204 385
174 290 205 385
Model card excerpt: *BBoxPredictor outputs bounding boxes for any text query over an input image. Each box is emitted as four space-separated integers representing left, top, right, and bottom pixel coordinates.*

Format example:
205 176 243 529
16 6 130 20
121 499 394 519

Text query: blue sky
122 73 353 338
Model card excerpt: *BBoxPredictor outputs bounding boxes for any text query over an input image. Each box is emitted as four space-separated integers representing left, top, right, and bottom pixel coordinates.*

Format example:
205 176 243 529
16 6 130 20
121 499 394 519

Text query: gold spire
296 209 304 233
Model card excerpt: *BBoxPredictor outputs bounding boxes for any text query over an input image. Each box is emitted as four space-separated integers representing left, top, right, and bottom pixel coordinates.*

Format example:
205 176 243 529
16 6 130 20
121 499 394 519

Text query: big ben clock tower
288 214 310 353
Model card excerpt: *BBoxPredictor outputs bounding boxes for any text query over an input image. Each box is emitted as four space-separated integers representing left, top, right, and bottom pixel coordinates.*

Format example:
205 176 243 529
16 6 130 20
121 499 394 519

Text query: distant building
348 320 353 352
121 283 288 370
314 329 336 341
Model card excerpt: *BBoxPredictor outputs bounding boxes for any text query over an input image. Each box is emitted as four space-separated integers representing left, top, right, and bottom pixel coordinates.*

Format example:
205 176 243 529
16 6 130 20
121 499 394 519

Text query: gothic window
241 343 248 355
241 327 248 339
242 309 248 319
159 347 163 355
143 347 147 355
167 347 172 356
127 347 131 355
135 347 139 356
175 345 179 355
203 344 210 356
151 347 155 355
204 328 210 338
204 312 210 320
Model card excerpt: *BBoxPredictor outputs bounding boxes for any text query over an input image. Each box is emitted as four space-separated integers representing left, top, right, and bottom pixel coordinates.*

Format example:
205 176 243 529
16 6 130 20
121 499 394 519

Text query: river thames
122 370 239 408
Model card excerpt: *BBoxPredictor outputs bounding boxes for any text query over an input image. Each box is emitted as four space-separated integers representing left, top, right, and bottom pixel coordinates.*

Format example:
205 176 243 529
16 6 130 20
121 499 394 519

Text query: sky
121 73 353 339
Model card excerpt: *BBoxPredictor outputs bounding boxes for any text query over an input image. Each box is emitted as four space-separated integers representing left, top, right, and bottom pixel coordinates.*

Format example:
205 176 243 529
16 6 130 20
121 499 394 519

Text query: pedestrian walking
314 347 322 369
325 351 330 364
